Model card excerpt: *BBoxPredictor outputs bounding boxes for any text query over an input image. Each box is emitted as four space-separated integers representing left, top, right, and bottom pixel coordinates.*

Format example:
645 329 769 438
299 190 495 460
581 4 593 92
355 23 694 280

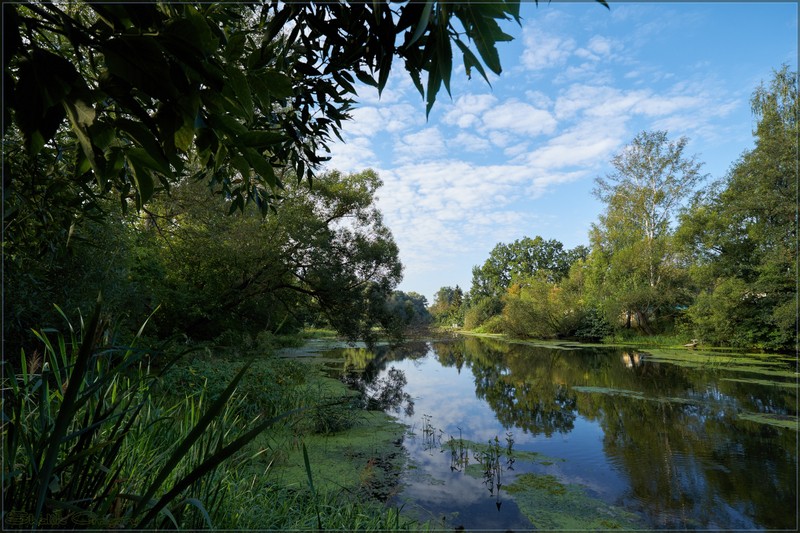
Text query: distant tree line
430 67 796 353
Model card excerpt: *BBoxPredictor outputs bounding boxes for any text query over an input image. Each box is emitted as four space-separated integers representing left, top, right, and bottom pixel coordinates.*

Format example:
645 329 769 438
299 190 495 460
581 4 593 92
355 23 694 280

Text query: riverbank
160 342 425 530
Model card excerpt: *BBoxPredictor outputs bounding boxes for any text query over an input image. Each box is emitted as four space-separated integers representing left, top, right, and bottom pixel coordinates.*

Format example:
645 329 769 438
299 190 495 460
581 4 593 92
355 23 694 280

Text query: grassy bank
2 308 425 530
161 350 420 529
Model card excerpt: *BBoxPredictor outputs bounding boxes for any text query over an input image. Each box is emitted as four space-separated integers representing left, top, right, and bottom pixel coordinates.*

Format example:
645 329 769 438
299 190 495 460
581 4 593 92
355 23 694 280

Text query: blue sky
324 1 798 303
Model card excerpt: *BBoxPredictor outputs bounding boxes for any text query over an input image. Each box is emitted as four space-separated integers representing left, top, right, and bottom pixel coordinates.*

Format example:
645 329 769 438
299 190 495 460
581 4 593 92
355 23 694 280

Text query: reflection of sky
382 349 632 529
365 342 796 530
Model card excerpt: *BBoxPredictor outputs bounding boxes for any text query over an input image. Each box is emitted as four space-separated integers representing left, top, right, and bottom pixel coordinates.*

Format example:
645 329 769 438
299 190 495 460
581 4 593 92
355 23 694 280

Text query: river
319 336 797 530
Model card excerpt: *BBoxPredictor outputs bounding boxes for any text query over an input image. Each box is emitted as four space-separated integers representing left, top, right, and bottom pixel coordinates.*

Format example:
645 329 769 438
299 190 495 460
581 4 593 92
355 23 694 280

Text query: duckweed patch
265 410 407 499
720 376 798 389
572 386 698 406
506 473 644 530
737 411 798 430
642 349 797 379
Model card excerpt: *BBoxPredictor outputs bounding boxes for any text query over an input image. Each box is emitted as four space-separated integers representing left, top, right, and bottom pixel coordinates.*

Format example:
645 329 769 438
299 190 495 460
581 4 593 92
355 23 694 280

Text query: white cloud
449 132 492 153
520 24 576 71
525 90 554 109
487 130 513 148
325 136 377 173
481 100 558 137
637 95 705 116
393 128 448 164
526 116 627 171
587 35 614 57
443 94 498 127
345 107 385 137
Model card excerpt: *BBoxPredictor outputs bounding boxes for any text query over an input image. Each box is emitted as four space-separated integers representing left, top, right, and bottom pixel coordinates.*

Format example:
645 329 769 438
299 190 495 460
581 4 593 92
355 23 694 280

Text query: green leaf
469 16 506 75
238 130 286 149
242 147 277 188
377 51 393 96
224 32 247 61
174 90 201 152
225 65 254 123
230 153 251 180
302 443 316 495
409 0 433 46
455 39 490 85
264 6 293 43
355 69 378 88
63 99 103 179
438 27 453 97
208 114 247 136
116 118 172 176
125 149 157 205
257 69 294 99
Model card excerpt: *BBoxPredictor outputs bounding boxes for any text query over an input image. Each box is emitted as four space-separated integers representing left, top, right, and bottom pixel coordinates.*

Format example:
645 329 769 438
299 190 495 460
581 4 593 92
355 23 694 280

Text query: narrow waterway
321 337 797 530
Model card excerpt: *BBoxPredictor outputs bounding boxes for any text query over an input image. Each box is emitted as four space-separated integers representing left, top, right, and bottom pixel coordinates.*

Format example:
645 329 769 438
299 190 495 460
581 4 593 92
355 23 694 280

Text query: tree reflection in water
333 338 796 530
336 343 426 416
445 337 797 529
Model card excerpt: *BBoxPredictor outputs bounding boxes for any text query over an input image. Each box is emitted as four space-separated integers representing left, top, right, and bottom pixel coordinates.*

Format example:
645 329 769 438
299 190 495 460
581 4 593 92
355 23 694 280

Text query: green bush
463 296 503 330
572 308 613 341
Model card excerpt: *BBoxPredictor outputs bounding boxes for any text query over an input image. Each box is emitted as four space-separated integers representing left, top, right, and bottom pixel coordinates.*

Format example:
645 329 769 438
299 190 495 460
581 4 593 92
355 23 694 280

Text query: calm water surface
322 337 797 530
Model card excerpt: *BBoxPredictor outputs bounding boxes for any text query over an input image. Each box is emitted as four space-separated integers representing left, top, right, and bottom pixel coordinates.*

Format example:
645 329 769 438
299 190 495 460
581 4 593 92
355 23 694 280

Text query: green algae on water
721 376 798 389
266 409 407 496
506 473 644 530
737 411 799 430
572 386 699 406
641 349 797 379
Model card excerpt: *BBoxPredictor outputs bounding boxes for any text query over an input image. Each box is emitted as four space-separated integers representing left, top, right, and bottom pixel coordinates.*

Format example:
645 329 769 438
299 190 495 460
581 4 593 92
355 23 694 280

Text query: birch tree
590 130 706 331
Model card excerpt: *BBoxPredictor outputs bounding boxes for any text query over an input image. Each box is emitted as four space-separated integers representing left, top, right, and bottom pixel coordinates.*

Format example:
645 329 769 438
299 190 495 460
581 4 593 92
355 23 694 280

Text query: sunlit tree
678 66 797 350
589 131 706 332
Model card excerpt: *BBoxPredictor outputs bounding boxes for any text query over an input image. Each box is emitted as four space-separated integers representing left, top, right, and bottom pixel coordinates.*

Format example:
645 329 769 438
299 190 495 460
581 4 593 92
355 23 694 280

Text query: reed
2 298 295 529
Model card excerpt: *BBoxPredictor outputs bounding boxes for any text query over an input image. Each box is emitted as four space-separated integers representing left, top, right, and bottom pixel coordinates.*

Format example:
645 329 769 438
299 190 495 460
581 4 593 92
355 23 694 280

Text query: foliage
429 285 466 326
126 169 402 342
589 130 705 333
3 0 567 224
677 66 797 352
501 277 573 339
470 236 582 299
463 295 504 330
572 308 614 342
384 291 434 332
1 301 300 529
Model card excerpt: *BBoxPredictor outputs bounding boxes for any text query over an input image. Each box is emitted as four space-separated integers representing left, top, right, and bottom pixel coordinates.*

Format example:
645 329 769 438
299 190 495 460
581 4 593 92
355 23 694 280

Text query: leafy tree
589 131 706 332
470 236 578 299
501 278 567 338
131 169 402 342
463 295 504 330
678 66 797 350
429 285 465 326
384 291 433 333
398 291 433 326
3 0 565 221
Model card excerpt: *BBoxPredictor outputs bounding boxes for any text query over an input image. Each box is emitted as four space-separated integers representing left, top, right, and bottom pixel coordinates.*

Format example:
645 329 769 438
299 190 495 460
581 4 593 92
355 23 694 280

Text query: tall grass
1 298 297 529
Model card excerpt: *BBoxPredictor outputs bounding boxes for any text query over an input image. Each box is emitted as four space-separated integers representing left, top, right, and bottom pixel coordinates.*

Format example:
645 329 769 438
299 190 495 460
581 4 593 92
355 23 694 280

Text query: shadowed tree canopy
3 0 608 221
